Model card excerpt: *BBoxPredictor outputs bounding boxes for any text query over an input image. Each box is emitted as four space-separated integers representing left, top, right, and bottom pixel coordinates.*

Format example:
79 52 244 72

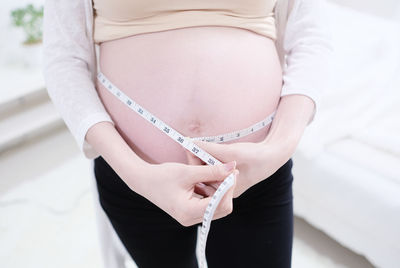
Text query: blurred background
0 0 399 267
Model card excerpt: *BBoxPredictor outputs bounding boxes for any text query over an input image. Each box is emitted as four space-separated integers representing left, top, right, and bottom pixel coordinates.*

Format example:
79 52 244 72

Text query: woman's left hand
185 139 292 198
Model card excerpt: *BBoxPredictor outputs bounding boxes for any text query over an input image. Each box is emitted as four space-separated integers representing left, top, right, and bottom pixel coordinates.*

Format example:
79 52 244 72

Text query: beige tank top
92 0 278 44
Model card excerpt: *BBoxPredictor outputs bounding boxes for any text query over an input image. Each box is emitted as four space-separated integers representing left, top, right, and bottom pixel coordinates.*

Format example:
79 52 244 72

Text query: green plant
11 4 43 45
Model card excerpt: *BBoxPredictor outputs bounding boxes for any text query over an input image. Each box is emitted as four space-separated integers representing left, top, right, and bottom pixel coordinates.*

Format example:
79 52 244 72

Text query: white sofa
292 2 400 267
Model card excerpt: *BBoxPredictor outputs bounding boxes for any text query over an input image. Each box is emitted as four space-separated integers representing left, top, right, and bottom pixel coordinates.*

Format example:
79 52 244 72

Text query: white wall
328 0 400 20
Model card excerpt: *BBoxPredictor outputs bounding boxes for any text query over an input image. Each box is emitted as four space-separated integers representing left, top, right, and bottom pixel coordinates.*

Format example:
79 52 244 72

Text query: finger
190 171 237 223
196 169 238 199
192 192 205 199
192 140 233 163
212 170 237 220
204 168 239 190
184 149 204 166
194 169 238 198
189 161 237 184
194 182 216 197
207 181 222 190
188 194 221 224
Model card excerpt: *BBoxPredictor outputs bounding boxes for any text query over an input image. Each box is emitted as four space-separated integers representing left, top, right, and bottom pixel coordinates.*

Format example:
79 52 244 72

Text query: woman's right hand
127 161 239 227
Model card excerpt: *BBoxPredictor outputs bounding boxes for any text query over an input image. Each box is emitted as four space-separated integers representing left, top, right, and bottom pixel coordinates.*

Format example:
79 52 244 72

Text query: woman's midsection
96 26 282 165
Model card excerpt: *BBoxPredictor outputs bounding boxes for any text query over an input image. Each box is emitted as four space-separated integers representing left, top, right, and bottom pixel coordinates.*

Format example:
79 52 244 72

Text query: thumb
189 160 237 184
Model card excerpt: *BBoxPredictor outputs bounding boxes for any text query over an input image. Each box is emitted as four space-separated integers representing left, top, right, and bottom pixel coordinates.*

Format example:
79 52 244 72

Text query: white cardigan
42 0 333 159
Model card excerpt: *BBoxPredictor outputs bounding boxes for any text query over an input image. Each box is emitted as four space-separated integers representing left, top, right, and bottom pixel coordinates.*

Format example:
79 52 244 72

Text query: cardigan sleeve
281 0 334 125
42 0 115 159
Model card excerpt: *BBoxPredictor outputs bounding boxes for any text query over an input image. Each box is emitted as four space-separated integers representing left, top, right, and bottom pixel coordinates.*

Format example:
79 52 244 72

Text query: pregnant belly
96 26 282 165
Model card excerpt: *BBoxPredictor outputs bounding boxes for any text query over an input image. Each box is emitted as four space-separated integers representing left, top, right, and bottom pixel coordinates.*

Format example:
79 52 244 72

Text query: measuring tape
96 71 276 267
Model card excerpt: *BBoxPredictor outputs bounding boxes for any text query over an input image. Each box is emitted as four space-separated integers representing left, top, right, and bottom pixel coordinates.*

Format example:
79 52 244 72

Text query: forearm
261 94 315 158
266 0 333 156
85 121 151 188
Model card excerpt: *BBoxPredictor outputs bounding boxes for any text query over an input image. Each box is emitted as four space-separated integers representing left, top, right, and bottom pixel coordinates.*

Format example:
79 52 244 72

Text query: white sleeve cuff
76 112 115 159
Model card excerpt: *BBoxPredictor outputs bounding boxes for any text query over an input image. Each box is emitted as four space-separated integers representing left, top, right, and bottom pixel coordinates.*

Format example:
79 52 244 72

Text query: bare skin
95 26 282 165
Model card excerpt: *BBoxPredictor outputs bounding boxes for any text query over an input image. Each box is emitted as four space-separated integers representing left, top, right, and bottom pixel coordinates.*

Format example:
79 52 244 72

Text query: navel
187 120 203 135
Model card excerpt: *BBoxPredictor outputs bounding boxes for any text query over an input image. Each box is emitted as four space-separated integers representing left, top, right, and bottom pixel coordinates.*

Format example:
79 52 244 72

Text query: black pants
94 156 294 268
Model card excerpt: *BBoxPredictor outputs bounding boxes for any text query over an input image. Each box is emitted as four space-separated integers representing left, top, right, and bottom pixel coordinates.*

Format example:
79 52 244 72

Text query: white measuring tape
97 71 276 267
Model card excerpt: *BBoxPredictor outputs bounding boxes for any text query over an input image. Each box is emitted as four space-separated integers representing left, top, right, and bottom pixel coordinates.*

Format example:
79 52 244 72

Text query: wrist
261 134 297 160
261 94 313 152
86 121 152 190
119 158 154 195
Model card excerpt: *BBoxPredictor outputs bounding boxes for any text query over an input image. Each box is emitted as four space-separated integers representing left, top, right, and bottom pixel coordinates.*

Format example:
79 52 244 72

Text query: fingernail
224 161 236 172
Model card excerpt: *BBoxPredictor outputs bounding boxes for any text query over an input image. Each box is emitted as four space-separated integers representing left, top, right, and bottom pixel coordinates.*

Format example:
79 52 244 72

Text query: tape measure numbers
96 71 276 267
